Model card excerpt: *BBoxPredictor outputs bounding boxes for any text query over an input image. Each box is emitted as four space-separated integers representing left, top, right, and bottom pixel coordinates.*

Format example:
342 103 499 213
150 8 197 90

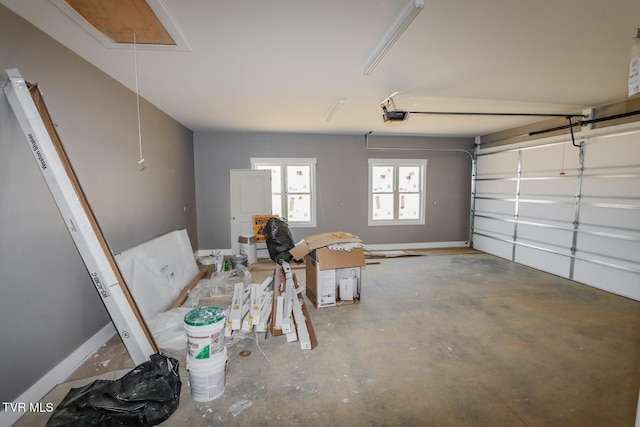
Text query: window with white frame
251 158 317 227
368 158 427 226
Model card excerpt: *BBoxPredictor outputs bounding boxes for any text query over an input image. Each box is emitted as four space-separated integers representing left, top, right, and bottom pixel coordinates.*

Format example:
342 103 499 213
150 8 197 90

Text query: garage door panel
521 143 581 173
519 178 576 196
514 245 570 278
475 179 517 194
518 202 575 222
572 260 640 301
477 151 518 176
581 176 640 198
474 216 514 236
473 234 513 259
576 233 640 264
583 133 640 168
580 205 640 230
475 198 515 216
517 224 574 248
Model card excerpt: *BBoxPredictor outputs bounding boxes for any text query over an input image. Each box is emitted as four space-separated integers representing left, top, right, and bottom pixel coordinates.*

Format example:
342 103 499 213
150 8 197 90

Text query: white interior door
230 169 272 254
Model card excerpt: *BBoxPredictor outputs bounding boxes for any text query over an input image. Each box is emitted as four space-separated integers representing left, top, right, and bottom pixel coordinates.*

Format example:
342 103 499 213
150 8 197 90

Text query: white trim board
363 241 469 251
4 69 156 364
0 323 116 426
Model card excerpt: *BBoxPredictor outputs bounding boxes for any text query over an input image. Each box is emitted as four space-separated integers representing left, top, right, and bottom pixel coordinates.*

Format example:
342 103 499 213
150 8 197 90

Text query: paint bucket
184 306 226 360
187 347 227 402
238 234 258 264
230 253 249 269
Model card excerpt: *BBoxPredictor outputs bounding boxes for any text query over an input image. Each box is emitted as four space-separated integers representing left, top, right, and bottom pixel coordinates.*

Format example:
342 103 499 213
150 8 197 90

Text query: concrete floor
16 252 640 426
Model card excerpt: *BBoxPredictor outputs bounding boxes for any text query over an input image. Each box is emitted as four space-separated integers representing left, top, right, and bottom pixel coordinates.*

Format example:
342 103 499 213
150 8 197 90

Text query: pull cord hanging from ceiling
559 118 568 175
133 32 144 166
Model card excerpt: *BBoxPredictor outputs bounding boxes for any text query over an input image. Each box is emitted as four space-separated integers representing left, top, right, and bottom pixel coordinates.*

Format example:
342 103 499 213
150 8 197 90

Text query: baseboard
0 323 116 426
363 241 470 251
196 241 469 259
195 248 233 258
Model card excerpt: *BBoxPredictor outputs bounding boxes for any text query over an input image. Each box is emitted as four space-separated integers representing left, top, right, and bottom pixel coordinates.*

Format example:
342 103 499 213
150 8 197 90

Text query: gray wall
194 132 474 249
0 6 196 403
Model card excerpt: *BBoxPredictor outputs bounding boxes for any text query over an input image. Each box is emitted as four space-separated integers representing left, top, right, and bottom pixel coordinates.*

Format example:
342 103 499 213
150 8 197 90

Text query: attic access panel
65 0 174 44
51 0 190 50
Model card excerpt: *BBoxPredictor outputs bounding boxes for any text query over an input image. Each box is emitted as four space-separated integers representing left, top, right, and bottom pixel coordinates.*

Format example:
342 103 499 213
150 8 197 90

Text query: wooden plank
165 266 209 311
65 0 175 45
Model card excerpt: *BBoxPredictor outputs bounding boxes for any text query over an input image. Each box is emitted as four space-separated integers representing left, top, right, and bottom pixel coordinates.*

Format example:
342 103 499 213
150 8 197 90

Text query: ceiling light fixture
363 0 424 75
326 98 345 121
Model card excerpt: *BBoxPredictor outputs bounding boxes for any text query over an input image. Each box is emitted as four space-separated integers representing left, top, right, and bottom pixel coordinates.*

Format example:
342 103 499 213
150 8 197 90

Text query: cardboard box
305 247 365 308
289 231 362 261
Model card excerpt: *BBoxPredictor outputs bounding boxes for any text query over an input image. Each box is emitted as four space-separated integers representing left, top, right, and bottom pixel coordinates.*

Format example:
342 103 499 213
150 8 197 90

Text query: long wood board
4 69 157 364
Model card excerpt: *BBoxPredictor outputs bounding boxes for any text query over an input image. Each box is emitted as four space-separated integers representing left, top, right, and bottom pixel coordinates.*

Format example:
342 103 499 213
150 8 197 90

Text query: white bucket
187 348 227 402
184 306 226 360
238 234 257 264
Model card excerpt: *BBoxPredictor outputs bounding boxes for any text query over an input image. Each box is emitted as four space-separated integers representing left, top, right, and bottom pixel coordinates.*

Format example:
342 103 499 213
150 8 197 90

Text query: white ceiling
3 0 640 137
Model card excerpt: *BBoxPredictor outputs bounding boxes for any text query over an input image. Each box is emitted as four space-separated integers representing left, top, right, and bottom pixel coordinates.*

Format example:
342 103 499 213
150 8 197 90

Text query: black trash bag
46 353 181 427
264 217 295 263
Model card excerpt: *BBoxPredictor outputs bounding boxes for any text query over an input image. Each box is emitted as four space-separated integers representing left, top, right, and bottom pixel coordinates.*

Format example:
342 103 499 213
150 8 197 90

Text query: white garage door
473 123 640 301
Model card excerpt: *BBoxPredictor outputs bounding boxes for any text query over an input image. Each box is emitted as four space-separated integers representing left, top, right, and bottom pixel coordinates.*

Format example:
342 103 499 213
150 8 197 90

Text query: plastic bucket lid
184 306 225 327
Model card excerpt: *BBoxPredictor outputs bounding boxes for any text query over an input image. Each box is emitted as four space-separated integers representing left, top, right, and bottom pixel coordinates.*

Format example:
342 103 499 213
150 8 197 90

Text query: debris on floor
146 259 318 370
363 246 479 258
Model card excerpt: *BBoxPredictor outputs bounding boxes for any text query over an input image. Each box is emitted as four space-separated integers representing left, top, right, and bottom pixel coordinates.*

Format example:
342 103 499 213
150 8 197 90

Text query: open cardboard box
289 232 365 309
289 231 362 260
305 247 365 308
